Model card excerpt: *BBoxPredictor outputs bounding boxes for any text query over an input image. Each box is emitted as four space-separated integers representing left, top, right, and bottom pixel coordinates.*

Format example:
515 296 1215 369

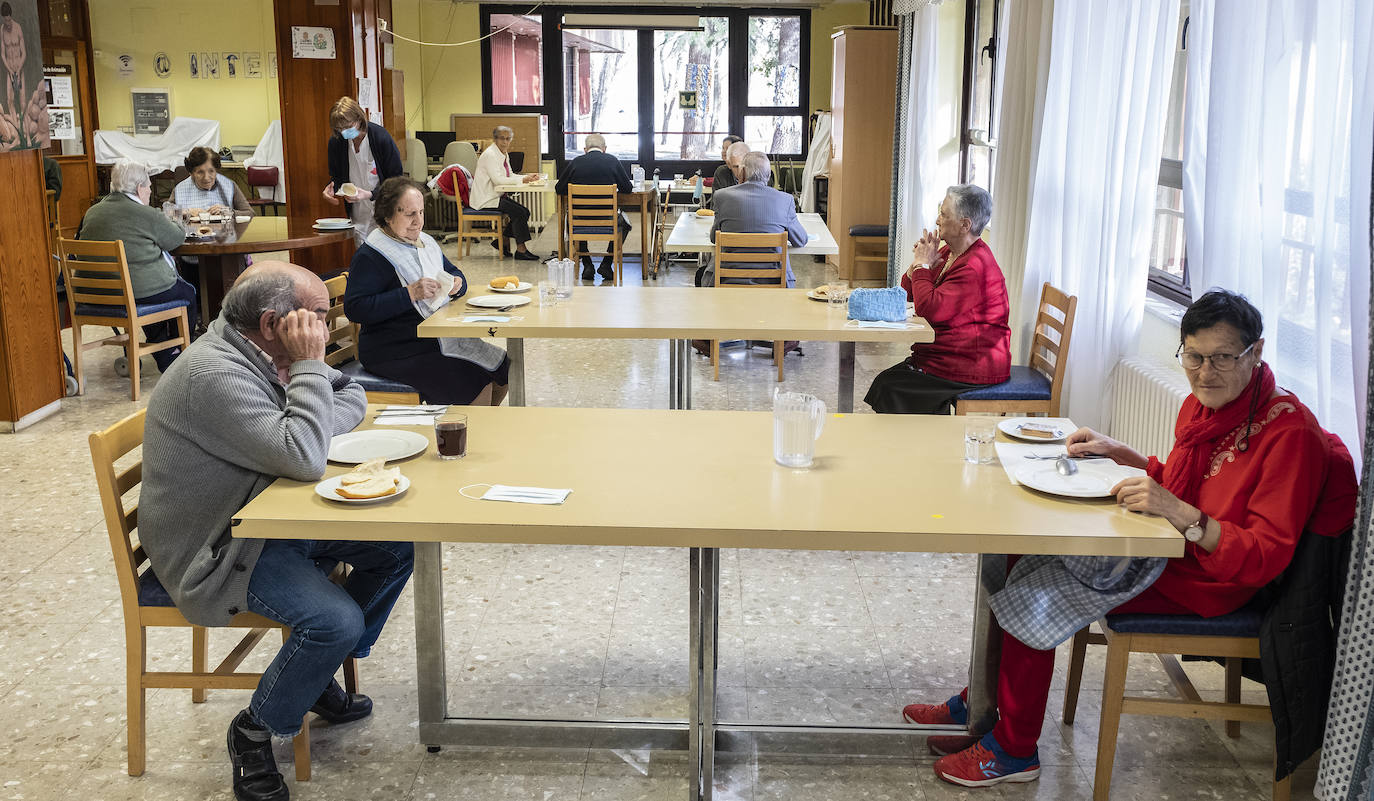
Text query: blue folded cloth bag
847 287 908 322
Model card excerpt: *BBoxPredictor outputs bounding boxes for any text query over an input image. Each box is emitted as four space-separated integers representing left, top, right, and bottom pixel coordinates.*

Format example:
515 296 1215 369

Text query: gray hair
110 159 151 195
584 133 607 151
741 151 771 184
946 184 993 235
221 271 299 333
493 125 514 139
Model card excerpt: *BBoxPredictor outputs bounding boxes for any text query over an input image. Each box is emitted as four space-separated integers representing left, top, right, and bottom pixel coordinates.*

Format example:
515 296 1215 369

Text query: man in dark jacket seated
555 133 632 281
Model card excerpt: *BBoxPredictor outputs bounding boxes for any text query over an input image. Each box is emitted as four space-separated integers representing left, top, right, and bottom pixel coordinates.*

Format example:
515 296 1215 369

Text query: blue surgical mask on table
341 126 361 141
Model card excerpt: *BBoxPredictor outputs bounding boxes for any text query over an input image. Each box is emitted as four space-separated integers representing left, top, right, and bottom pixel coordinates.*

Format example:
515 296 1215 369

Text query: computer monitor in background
416 130 457 163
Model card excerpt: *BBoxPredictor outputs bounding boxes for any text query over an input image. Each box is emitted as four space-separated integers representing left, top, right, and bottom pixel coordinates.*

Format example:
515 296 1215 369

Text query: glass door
560 27 637 160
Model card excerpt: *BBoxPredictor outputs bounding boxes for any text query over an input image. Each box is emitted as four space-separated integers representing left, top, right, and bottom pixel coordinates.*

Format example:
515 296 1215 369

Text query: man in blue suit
556 133 633 281
705 151 807 287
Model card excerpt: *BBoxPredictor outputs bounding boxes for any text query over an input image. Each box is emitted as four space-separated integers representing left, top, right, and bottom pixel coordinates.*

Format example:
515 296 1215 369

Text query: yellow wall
390 0 484 132
810 0 872 114
89 0 280 147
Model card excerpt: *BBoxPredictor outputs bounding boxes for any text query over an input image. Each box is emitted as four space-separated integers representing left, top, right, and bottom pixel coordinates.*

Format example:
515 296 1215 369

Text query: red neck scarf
1162 361 1276 506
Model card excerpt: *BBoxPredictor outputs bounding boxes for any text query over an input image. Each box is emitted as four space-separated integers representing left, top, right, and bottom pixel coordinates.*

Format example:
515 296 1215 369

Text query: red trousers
961 580 1194 758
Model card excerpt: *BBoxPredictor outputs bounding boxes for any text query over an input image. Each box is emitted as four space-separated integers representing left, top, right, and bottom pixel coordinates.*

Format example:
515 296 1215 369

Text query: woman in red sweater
903 290 1357 788
864 184 1010 414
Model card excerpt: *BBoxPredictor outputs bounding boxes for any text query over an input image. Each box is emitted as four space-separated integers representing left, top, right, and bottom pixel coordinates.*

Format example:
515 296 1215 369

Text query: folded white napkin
372 404 446 426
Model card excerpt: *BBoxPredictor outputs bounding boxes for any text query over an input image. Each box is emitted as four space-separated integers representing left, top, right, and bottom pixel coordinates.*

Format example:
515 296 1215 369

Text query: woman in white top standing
469 125 542 261
322 96 403 244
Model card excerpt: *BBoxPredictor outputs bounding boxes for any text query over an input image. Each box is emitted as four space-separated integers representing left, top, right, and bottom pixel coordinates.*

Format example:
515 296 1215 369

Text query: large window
562 28 637 159
481 6 811 172
1146 2 1190 303
653 17 730 160
488 14 544 107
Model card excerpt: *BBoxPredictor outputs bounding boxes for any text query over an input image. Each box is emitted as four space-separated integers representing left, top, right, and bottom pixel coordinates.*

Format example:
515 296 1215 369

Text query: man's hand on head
275 309 328 365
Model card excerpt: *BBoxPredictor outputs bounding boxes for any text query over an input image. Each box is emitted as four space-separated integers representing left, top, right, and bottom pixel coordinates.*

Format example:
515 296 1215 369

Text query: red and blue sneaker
902 693 982 756
932 732 1040 788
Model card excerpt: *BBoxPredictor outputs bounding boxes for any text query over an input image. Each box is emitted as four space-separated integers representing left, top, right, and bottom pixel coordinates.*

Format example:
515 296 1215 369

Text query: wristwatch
1183 511 1209 543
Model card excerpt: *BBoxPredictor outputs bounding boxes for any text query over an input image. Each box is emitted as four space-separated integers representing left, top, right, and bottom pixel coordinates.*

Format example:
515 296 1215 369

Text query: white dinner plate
327 430 428 463
1014 460 1141 499
998 417 1069 442
313 222 354 231
490 281 534 293
466 294 531 309
315 474 411 504
314 217 352 228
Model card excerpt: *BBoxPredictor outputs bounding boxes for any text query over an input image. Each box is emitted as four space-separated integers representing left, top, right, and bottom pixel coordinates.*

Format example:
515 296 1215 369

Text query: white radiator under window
1108 357 1191 459
509 190 551 231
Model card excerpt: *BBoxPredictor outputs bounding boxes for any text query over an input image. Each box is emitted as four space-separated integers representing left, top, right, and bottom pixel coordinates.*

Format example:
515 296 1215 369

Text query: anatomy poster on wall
0 0 49 151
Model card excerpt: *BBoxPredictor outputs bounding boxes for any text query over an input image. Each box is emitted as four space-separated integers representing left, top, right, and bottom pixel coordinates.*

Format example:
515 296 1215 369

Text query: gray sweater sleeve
187 359 348 481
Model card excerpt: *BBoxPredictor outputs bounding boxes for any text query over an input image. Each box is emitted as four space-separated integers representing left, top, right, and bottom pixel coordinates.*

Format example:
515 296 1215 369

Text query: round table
174 216 352 326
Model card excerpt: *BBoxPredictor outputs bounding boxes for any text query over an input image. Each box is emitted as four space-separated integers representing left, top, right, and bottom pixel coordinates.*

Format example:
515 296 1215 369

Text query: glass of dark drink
434 412 468 460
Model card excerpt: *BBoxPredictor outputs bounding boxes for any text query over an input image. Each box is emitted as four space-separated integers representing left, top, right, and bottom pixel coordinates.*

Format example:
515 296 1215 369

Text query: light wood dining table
233 407 1183 801
417 286 932 412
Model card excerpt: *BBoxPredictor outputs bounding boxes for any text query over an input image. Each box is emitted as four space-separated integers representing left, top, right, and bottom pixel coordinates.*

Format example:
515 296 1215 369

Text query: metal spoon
1055 455 1079 476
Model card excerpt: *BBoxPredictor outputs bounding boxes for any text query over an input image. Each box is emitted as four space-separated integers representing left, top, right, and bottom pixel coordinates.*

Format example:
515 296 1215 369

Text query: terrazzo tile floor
0 218 1310 799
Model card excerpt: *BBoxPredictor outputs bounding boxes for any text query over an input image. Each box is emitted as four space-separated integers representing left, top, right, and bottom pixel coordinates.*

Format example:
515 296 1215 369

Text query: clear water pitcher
773 390 827 468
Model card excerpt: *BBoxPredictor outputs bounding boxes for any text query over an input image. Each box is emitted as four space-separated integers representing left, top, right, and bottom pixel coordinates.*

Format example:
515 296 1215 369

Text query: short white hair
946 184 993 235
741 151 771 184
111 159 151 194
584 133 607 151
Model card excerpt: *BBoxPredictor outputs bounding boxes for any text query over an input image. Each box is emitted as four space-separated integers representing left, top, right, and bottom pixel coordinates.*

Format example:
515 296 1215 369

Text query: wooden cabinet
827 26 897 283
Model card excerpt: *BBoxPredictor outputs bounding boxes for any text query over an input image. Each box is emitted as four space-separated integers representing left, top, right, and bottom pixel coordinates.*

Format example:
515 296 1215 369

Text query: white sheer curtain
993 0 1179 430
890 1 944 285
1183 0 1370 457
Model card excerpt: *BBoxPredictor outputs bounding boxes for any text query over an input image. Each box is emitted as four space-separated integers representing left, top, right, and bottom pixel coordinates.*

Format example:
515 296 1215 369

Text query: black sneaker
581 256 595 280
597 261 616 281
310 679 373 725
227 709 288 801
513 250 540 261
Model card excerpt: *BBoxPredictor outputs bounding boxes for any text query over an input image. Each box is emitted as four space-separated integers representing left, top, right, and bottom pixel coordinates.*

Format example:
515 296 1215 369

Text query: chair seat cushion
462 207 502 217
1106 608 1263 638
74 299 191 319
572 226 615 235
849 224 889 238
957 366 1051 401
137 569 176 607
339 362 419 395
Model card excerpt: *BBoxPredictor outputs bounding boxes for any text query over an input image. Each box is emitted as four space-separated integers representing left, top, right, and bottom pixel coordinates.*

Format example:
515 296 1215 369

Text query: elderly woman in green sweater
77 158 198 370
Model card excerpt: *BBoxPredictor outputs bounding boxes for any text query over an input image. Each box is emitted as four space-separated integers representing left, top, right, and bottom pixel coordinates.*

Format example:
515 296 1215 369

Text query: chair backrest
323 272 357 367
567 184 619 239
403 137 428 181
246 166 279 202
59 237 137 318
444 140 478 174
1029 281 1078 414
712 232 788 286
88 409 150 618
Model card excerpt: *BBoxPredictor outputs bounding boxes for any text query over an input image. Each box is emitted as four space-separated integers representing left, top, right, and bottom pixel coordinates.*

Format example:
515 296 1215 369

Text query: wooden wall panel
0 150 64 422
274 0 387 274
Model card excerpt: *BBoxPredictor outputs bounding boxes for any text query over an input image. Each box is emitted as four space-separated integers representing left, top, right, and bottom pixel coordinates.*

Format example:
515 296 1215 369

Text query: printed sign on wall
291 26 336 59
131 88 170 135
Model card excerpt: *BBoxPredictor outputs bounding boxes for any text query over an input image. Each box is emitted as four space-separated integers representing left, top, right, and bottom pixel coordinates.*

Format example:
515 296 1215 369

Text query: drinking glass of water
964 418 996 464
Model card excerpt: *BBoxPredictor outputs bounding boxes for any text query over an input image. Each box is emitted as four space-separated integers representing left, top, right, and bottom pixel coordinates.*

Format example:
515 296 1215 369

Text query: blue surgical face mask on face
341 126 360 141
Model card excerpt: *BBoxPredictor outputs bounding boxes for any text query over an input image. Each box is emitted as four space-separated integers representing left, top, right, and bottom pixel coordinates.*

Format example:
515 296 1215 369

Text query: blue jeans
245 538 414 737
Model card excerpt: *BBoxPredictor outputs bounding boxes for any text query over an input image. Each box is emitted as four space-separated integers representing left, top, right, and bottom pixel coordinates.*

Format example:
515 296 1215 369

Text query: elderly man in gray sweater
140 262 414 801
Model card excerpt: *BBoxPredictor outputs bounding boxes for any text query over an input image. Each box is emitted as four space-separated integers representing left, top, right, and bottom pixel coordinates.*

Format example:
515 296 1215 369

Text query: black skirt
864 361 988 415
365 350 511 405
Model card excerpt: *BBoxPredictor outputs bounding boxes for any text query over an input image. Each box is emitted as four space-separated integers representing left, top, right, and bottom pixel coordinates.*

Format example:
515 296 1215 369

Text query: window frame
1145 7 1192 305
479 4 811 174
957 0 1000 187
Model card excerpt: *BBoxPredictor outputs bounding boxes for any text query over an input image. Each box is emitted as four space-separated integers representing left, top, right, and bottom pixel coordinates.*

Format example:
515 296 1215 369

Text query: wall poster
244 51 262 78
42 63 72 140
0 0 49 151
290 26 336 60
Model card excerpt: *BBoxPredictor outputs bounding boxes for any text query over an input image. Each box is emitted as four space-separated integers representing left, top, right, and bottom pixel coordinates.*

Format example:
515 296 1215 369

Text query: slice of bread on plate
336 476 399 499
339 457 400 485
490 275 520 289
1017 422 1061 439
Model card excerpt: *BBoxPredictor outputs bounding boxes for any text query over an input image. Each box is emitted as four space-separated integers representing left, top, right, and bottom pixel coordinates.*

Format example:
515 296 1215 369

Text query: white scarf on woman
364 227 506 372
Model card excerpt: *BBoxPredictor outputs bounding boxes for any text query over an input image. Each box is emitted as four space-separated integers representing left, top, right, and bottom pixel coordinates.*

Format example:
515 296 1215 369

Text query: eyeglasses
1176 342 1255 371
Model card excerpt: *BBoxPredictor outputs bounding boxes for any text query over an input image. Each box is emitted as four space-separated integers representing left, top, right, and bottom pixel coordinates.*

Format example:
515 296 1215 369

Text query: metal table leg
838 341 856 413
413 542 448 749
670 339 693 410
967 553 1007 735
689 548 702 801
507 338 525 406
701 548 719 801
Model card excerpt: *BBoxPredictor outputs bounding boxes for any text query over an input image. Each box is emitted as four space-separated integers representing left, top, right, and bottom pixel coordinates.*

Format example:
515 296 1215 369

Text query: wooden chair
846 223 889 284
1060 530 1348 801
567 184 624 285
89 409 358 780
58 237 192 401
455 203 505 260
712 232 789 382
324 273 422 404
955 281 1077 417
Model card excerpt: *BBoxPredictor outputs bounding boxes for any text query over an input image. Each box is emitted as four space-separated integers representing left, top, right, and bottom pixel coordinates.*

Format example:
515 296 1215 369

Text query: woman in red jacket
902 290 1357 788
864 184 1010 414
